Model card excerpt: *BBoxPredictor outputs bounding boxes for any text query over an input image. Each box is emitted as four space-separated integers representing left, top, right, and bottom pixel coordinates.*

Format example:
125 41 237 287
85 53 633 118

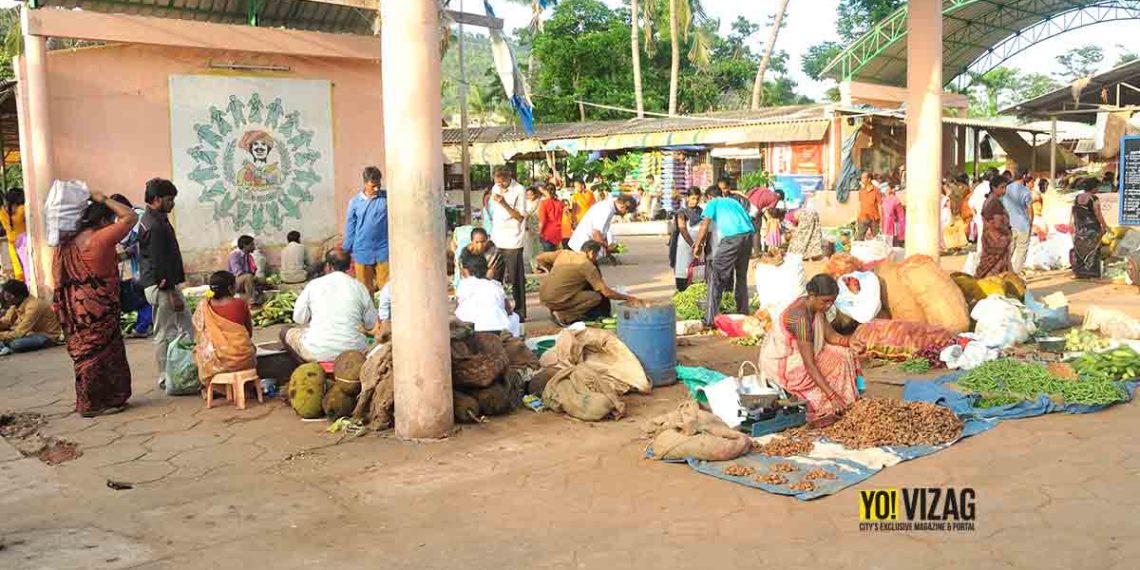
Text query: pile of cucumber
586 317 618 330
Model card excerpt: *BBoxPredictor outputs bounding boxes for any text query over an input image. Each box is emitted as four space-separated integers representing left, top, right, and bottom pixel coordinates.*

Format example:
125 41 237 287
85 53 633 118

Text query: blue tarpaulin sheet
676 372 1136 500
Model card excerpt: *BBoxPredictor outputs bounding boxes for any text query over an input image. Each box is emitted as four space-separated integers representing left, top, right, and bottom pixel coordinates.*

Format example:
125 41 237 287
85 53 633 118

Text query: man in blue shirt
692 187 756 327
342 166 389 295
1003 171 1034 273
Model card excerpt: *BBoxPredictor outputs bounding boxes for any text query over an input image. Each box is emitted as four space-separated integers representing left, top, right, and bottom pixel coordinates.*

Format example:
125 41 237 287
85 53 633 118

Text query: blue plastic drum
616 301 677 387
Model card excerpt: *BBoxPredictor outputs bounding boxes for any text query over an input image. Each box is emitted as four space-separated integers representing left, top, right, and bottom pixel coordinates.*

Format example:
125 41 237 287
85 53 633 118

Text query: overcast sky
488 0 1140 101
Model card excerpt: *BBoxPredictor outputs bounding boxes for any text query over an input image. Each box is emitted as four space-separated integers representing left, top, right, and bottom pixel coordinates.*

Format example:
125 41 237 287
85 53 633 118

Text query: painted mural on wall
169 75 335 250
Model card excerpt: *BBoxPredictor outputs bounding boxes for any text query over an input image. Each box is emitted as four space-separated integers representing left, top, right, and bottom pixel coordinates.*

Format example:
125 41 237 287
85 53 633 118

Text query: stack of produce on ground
120 312 138 335
873 256 972 334
609 243 627 254
1069 346 1140 382
586 317 617 330
731 335 762 347
253 291 298 328
1065 329 1110 352
957 358 1130 408
753 436 813 456
790 397 963 449
671 283 758 321
900 358 932 374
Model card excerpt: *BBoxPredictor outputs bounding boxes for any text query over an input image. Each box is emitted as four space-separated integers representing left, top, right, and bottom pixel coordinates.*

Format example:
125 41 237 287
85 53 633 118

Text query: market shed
0 80 20 191
16 0 384 292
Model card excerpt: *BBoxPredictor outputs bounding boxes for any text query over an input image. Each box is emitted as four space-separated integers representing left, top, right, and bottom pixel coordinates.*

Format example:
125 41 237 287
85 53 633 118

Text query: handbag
687 259 705 284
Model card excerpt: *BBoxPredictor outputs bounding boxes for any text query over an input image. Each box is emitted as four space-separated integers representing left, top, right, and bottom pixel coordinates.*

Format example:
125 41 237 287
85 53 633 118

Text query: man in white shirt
280 248 377 363
455 254 521 337
488 166 528 321
568 194 637 252
969 168 997 262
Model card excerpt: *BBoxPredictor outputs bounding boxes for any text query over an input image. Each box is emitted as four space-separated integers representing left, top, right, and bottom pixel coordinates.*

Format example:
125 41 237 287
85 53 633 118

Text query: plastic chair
205 369 263 410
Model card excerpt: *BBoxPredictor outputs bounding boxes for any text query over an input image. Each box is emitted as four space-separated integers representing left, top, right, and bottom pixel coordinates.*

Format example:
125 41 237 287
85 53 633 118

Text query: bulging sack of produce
824 252 863 277
850 240 892 265
898 255 970 333
44 179 90 246
943 219 968 250
971 296 1036 349
1083 306 1140 340
976 272 1025 301
950 272 985 309
451 333 509 389
753 253 805 315
873 260 926 322
852 319 957 361
834 271 882 324
644 401 752 461
542 363 626 421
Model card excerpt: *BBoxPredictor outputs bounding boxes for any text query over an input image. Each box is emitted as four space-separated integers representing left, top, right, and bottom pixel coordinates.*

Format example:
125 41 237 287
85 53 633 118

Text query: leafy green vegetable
958 358 1128 407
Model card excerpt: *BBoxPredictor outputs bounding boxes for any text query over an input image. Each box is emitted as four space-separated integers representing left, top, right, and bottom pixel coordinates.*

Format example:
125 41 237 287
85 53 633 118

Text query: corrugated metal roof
37 0 378 36
443 104 831 146
1002 58 1140 119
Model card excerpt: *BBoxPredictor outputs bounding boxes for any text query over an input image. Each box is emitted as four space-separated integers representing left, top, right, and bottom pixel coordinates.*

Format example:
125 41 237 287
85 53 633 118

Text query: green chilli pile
957 358 1129 408
900 358 932 374
671 283 759 322
253 291 299 328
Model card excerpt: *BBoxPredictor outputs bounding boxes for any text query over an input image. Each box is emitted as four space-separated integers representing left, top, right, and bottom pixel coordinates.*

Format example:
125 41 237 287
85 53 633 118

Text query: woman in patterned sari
54 192 138 417
975 175 1012 279
760 274 861 426
1071 177 1107 279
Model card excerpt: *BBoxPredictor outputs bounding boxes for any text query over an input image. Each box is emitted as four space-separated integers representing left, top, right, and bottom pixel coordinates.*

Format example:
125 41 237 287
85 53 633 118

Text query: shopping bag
165 334 201 396
687 260 705 284
44 180 90 246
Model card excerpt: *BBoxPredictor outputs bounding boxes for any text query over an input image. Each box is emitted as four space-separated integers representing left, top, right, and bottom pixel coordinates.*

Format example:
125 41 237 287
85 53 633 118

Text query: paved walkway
1 236 1138 569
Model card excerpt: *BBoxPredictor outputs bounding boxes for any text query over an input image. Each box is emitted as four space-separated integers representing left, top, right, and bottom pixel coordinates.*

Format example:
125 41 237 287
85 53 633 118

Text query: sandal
80 405 127 418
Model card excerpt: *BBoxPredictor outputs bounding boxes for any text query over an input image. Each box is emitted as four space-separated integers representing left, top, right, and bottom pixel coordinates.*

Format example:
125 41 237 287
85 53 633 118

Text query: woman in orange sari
760 274 861 425
192 271 256 385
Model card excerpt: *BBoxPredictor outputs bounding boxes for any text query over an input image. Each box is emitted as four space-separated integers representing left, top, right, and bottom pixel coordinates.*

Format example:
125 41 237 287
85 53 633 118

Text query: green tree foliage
0 9 23 81
1019 72 1061 101
1055 44 1104 81
801 0 902 80
523 0 810 123
1116 44 1139 67
966 67 1019 117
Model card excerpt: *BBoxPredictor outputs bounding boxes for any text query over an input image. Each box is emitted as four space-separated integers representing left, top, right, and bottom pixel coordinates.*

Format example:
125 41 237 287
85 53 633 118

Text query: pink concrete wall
33 43 383 276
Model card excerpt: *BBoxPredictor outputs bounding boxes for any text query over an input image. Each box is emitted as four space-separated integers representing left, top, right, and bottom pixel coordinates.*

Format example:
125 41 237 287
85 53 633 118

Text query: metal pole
382 0 454 439
1050 118 1057 190
458 0 472 225
973 127 979 178
1030 133 1037 174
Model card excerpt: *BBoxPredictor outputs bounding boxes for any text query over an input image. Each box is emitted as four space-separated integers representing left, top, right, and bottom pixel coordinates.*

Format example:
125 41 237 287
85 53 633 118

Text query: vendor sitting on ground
228 235 268 303
281 248 377 364
192 271 255 385
456 254 522 337
759 274 861 426
538 240 638 326
0 280 62 356
371 281 392 342
280 230 309 284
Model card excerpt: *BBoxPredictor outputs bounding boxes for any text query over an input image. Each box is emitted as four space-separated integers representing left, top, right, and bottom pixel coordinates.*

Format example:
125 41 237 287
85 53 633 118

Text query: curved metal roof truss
821 0 1140 87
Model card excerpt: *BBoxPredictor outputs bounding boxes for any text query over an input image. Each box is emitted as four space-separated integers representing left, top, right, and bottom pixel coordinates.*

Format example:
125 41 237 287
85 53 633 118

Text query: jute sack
645 401 752 461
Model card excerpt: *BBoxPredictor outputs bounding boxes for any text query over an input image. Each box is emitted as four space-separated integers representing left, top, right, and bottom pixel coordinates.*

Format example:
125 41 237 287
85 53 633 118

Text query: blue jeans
2 334 53 353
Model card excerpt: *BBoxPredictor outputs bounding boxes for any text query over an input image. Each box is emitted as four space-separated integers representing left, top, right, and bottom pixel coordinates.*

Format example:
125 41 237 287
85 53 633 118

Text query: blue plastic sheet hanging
484 0 536 135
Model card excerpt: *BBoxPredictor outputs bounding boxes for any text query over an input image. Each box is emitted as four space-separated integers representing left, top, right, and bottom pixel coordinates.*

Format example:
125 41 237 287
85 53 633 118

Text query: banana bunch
253 291 299 328
1070 346 1140 382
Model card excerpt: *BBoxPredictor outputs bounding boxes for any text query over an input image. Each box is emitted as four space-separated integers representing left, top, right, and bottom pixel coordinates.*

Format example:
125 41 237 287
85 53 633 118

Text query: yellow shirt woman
0 204 26 281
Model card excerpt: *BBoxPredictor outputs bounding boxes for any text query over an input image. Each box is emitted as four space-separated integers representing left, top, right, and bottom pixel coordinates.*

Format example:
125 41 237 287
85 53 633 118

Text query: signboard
1121 135 1140 226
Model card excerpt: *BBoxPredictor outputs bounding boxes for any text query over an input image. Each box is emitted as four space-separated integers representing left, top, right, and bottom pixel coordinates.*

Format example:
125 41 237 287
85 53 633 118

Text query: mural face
171 76 335 249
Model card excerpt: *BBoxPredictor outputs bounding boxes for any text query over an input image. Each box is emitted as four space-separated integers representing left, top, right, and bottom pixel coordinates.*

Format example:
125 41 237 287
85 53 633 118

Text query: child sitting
455 254 522 337
763 208 784 252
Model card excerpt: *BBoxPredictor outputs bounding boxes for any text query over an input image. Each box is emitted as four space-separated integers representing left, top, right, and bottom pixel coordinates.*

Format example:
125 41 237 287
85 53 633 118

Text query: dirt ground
1 236 1139 569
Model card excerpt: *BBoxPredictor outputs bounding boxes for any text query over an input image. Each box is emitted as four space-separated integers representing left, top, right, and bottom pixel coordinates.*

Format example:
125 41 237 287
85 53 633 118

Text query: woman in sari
669 188 703 291
975 175 1013 279
759 274 861 425
192 271 256 385
1071 177 1107 279
786 207 824 260
54 192 138 417
880 185 906 246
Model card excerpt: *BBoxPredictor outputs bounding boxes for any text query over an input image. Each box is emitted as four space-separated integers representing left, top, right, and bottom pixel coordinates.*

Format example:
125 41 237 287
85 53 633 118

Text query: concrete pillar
1049 118 1057 188
941 125 954 178
382 0 454 439
955 126 966 173
829 117 843 191
21 10 55 294
904 0 942 258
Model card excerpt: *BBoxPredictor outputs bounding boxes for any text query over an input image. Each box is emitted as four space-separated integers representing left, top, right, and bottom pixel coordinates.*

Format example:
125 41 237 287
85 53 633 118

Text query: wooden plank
25 8 380 60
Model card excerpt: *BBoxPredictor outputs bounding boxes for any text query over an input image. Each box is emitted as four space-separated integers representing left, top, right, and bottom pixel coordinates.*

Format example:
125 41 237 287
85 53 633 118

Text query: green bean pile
958 358 1128 407
671 283 760 322
900 358 932 374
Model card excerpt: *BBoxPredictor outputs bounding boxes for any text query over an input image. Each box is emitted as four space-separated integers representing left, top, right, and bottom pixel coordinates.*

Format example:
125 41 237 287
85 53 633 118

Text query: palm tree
631 0 645 118
751 0 789 110
666 0 707 116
